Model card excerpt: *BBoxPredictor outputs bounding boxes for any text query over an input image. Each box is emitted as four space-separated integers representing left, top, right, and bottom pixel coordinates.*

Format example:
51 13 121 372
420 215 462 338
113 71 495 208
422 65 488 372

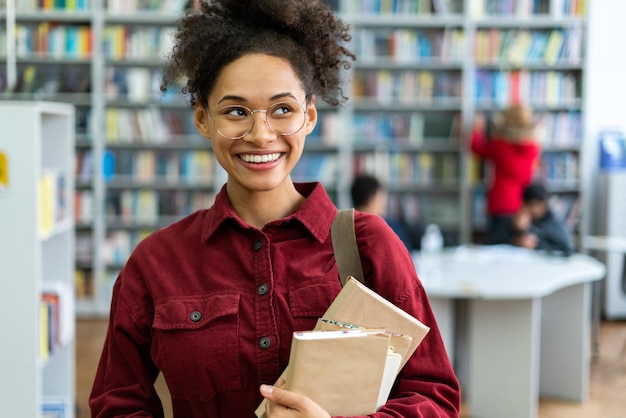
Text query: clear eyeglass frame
207 98 308 140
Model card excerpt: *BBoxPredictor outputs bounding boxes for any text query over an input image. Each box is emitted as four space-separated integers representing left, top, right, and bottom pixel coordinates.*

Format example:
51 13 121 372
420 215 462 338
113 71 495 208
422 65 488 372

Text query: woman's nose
244 111 275 143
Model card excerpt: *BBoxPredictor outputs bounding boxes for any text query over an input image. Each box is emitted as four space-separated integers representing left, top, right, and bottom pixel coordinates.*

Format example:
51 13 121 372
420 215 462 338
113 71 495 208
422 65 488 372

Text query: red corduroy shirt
89 182 460 418
471 130 541 216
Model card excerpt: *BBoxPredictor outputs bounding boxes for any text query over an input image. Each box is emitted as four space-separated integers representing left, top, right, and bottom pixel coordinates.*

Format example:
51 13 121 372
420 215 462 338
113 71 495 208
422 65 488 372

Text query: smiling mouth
239 153 283 163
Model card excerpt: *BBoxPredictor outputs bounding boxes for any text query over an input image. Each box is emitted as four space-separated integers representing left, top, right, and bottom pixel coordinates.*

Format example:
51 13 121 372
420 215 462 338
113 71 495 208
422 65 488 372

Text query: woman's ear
194 105 211 139
303 95 318 135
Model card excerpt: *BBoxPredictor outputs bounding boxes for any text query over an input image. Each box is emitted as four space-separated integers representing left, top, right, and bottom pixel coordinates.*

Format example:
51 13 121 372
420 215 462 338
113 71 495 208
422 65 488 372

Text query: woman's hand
473 113 486 132
261 379 331 418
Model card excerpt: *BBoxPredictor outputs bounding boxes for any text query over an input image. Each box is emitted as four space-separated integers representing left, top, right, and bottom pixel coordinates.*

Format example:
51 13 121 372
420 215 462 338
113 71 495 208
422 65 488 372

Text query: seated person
492 183 574 255
350 174 413 251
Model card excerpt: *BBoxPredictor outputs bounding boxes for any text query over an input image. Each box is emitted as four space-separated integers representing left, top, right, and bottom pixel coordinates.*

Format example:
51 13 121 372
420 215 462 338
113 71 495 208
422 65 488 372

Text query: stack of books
256 277 430 417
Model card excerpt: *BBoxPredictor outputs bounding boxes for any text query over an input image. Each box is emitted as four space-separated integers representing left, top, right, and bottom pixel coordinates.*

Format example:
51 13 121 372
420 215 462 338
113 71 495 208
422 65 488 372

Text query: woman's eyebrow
216 92 299 105
216 95 248 105
269 92 299 101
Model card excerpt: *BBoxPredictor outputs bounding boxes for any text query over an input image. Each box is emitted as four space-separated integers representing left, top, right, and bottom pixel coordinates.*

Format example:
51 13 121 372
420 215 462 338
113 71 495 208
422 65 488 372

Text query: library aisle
75 319 626 418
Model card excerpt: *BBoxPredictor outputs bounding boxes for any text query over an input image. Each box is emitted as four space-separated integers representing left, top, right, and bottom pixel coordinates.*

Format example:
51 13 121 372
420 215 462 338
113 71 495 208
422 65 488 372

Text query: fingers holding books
260 381 331 418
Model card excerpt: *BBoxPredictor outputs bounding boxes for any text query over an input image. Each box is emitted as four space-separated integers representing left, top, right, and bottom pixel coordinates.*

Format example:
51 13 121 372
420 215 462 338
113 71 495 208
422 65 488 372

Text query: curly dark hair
160 0 356 108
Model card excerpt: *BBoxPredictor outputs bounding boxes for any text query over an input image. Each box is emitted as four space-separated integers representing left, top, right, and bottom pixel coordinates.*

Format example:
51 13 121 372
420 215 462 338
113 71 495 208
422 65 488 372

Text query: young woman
89 1 460 417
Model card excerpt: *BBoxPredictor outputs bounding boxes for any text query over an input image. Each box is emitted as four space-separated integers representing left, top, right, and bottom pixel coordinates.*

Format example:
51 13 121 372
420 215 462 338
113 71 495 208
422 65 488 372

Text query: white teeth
240 153 281 163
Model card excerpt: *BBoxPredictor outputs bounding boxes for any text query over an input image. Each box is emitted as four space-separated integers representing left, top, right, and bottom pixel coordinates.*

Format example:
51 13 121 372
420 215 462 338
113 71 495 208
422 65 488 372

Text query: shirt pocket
152 293 241 401
288 281 338 331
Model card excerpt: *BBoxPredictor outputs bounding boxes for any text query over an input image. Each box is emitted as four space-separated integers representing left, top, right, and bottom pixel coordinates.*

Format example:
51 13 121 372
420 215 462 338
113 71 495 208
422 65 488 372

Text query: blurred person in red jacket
471 104 541 244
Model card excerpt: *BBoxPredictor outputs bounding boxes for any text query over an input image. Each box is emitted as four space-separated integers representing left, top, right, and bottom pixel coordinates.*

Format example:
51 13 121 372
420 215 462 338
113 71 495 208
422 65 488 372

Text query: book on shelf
346 0 436 14
470 0 550 16
106 0 188 13
40 292 59 358
352 111 442 145
432 0 453 14
75 189 94 224
75 231 94 266
539 151 579 185
39 302 50 360
20 0 89 11
255 277 430 417
38 284 72 362
0 150 8 193
15 23 92 60
469 0 484 17
41 281 75 349
475 28 582 66
544 30 564 65
390 192 460 226
552 0 586 17
475 69 578 105
38 170 67 238
74 268 93 300
293 154 337 184
508 30 533 66
42 396 71 418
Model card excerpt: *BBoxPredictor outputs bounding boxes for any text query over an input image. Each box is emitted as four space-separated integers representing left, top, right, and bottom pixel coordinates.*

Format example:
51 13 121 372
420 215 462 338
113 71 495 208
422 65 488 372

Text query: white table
413 245 606 418
582 235 626 253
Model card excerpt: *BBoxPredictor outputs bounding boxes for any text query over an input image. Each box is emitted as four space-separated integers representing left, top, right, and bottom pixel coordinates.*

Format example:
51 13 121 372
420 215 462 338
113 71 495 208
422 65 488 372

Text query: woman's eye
223 107 249 117
272 104 293 116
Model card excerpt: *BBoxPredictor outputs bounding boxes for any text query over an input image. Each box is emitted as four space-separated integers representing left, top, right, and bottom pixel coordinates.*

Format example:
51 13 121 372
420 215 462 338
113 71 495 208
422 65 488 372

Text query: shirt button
258 283 269 295
189 311 202 322
259 337 271 349
253 241 263 251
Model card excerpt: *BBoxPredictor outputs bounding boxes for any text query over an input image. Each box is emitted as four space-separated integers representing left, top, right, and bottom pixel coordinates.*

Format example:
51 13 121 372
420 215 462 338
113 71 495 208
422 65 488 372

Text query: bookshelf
469 5 586 239
93 6 219 315
345 2 467 243
2 0 588 316
332 0 586 244
0 101 76 418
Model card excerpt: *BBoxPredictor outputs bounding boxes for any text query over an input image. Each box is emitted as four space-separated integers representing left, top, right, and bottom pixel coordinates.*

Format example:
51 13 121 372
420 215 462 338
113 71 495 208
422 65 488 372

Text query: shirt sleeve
340 212 461 418
531 212 574 255
89 261 164 418
470 129 491 158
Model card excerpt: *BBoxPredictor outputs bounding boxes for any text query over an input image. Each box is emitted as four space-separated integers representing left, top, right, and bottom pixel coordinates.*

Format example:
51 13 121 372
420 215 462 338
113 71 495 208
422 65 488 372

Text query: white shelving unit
0 101 76 418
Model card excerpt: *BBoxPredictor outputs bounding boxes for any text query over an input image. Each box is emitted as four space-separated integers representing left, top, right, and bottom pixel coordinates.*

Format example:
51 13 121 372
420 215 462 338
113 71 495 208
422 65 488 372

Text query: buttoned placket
250 233 280 383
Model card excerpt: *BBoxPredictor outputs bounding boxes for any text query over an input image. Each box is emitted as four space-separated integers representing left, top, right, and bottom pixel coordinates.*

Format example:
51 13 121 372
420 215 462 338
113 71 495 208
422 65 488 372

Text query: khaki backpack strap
331 208 365 286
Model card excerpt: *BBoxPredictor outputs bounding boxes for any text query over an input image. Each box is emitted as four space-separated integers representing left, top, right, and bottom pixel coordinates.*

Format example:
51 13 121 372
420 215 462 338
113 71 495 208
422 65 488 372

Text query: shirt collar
202 182 337 243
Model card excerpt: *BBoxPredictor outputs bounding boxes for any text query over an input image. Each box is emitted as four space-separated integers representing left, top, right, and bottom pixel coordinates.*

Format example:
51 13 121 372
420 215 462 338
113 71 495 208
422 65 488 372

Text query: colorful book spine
38 170 67 238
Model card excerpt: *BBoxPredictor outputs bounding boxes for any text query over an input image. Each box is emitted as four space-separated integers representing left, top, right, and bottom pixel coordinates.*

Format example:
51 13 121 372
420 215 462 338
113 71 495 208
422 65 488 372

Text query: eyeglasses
207 98 308 140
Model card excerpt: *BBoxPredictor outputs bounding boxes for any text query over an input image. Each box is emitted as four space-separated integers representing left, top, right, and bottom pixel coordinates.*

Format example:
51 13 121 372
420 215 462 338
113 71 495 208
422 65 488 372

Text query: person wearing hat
470 104 541 244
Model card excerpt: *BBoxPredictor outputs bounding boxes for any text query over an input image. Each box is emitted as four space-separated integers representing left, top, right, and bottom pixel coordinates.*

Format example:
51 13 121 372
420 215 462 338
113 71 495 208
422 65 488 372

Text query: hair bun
492 104 536 140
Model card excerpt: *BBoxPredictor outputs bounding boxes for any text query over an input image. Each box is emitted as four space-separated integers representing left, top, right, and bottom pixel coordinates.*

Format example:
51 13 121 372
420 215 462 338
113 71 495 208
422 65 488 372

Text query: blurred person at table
470 104 541 244
491 183 574 255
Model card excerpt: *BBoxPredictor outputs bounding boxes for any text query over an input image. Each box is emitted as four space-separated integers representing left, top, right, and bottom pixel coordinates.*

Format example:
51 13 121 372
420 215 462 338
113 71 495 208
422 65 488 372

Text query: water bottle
418 223 444 283
421 223 444 253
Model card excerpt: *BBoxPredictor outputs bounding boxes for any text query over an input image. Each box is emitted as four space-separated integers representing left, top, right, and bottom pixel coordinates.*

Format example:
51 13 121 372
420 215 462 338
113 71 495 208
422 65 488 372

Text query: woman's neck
227 181 306 229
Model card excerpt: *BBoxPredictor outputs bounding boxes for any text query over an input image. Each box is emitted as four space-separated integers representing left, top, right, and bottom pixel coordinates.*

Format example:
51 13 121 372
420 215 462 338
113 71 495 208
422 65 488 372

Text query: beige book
283 329 396 416
324 277 430 370
255 277 430 417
